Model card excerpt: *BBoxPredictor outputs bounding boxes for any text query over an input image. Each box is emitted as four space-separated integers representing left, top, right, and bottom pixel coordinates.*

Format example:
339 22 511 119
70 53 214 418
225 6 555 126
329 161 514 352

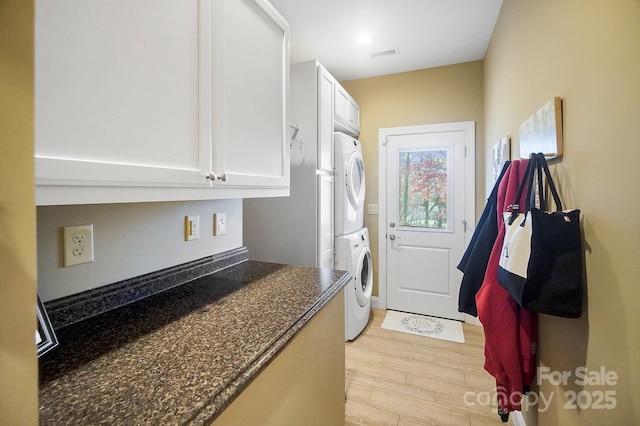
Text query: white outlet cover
185 216 200 241
63 224 94 267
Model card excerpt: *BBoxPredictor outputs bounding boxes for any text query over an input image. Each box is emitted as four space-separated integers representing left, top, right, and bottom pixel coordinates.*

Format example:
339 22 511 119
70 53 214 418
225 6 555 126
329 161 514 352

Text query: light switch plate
367 204 379 215
62 224 94 267
214 213 226 236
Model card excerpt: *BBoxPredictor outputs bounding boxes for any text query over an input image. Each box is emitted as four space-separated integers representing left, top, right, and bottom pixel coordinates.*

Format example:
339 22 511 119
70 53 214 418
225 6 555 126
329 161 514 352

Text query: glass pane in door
398 149 449 229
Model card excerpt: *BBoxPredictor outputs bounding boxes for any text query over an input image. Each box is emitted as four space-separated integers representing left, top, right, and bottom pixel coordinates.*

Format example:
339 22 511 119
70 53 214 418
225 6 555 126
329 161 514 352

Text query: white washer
334 132 366 236
335 227 373 341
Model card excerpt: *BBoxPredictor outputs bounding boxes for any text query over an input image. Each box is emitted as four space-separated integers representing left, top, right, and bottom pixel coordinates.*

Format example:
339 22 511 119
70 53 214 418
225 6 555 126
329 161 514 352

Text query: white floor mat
381 310 465 343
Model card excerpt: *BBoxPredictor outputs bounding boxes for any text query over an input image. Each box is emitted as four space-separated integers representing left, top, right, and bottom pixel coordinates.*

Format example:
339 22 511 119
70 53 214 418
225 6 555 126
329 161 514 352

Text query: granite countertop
39 260 350 425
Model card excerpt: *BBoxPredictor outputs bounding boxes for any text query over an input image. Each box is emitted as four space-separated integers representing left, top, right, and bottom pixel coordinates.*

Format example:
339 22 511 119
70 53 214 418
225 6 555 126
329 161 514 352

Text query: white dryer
335 227 373 341
334 132 366 236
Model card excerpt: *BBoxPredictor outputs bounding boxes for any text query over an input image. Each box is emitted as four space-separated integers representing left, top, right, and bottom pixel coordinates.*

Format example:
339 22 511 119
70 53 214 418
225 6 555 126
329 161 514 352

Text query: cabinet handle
206 172 227 182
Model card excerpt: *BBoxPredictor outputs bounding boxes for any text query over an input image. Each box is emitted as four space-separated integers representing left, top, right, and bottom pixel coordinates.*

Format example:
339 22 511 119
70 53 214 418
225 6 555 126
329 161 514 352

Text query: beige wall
342 61 485 297
0 1 39 424
484 0 640 424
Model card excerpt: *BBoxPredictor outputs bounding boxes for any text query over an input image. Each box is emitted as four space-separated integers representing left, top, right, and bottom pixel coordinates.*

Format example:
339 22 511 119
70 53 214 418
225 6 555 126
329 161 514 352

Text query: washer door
345 151 366 212
354 246 373 307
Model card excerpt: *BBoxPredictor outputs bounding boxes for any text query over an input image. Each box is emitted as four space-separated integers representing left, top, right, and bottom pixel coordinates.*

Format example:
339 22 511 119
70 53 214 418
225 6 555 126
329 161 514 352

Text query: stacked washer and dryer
243 60 372 341
334 132 373 340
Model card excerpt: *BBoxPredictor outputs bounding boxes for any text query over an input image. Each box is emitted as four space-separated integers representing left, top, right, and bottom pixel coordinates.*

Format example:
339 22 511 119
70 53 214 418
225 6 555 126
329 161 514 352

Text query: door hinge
464 146 467 157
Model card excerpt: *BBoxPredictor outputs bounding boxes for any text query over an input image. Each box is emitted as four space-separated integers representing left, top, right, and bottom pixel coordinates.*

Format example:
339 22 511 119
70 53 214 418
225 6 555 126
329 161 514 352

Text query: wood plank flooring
345 309 509 426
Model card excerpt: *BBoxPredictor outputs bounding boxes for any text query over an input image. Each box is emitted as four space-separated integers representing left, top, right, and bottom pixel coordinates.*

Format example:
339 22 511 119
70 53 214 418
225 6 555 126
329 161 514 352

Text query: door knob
389 234 396 240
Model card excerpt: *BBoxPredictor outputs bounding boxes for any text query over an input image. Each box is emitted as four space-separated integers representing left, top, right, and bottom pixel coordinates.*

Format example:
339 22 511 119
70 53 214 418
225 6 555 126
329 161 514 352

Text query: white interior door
379 122 475 320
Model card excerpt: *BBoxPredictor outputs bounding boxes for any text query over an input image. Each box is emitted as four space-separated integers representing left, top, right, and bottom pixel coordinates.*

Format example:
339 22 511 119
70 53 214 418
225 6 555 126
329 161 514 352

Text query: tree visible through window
398 149 448 229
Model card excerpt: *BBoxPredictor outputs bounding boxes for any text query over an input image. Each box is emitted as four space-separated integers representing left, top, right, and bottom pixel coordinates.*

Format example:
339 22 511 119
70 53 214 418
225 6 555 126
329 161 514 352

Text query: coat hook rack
288 123 304 156
289 123 300 140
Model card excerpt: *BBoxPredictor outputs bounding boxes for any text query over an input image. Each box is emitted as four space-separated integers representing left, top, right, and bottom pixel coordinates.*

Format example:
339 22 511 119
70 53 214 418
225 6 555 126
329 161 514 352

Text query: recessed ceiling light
357 32 372 45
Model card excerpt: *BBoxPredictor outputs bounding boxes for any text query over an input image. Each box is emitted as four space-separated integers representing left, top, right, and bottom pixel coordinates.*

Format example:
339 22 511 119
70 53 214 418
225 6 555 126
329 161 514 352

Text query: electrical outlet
213 213 226 236
63 224 94 267
185 216 200 241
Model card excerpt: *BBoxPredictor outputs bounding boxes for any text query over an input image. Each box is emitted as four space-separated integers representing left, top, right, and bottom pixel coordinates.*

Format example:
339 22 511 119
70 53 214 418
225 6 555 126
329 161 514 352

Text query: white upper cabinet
210 0 289 189
34 0 289 205
317 66 335 173
334 82 360 137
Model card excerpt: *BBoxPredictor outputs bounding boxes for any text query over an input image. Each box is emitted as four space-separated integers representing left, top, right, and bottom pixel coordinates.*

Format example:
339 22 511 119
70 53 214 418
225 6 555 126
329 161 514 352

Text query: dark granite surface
44 248 250 329
39 260 350 425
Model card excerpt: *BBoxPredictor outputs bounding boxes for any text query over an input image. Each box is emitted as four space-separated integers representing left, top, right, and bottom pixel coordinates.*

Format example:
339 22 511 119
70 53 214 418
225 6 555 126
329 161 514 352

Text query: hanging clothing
457 161 511 316
475 159 538 414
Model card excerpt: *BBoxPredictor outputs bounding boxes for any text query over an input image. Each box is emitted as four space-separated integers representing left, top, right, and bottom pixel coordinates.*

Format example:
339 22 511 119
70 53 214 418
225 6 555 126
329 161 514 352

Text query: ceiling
269 0 504 82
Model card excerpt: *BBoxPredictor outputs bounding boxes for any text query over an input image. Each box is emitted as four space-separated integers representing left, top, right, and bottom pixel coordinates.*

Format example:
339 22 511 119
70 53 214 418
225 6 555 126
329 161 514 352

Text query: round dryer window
346 152 366 211
354 247 373 307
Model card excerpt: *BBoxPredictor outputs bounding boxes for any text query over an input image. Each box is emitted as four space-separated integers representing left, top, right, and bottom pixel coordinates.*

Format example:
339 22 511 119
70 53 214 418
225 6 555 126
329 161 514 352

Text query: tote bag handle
506 157 536 225
534 153 563 212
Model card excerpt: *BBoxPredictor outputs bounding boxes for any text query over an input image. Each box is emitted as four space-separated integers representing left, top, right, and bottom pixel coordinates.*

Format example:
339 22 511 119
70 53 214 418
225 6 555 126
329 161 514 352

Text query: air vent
370 47 400 58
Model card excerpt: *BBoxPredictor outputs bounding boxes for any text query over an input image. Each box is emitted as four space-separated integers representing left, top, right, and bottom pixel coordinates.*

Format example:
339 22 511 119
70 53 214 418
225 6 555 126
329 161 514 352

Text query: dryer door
354 246 373 307
345 151 366 212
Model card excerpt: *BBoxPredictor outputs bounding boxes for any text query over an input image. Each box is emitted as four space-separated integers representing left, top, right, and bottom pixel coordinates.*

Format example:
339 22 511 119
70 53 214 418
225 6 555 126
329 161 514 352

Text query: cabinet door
318 174 334 269
334 85 350 127
334 83 360 137
317 66 334 173
35 0 211 193
211 0 290 188
348 98 361 134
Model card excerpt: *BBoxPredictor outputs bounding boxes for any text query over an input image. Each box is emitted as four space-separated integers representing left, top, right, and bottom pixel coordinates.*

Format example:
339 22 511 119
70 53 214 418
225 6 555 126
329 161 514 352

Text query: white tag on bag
499 212 533 280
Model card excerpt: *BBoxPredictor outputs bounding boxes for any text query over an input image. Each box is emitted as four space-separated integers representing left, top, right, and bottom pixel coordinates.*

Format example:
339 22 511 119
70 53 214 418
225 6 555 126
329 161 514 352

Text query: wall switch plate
367 204 379 215
63 224 94 267
213 213 226 236
185 215 200 241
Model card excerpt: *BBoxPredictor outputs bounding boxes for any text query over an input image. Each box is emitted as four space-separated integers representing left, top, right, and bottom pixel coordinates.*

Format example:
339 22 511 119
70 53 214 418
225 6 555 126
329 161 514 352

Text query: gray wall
37 199 242 301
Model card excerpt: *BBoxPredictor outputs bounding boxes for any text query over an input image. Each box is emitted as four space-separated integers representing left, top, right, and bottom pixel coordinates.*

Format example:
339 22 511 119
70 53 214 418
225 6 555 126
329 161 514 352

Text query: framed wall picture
36 293 58 357
492 135 511 182
519 97 563 159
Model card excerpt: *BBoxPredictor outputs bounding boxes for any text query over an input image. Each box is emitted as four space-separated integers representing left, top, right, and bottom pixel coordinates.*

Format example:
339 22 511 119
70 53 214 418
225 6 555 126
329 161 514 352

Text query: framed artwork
492 135 511 182
519 97 563 159
36 293 58 357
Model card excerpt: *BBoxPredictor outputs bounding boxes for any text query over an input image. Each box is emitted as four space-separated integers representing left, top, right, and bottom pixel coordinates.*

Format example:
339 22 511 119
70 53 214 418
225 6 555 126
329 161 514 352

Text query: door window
398 149 450 230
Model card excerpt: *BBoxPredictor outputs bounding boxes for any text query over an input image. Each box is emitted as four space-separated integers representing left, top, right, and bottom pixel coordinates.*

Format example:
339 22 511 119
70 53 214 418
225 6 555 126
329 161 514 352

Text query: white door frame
377 121 476 313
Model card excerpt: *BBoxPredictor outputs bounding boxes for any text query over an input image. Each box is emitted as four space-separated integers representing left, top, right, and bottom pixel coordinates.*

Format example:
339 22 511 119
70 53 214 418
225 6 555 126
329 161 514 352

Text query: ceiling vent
370 47 400 58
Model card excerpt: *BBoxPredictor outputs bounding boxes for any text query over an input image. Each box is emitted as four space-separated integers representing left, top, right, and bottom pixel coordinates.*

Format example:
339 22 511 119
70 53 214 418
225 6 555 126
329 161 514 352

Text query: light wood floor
345 309 509 426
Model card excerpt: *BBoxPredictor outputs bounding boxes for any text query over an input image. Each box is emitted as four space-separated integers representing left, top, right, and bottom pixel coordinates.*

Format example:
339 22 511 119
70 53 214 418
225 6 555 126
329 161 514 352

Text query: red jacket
475 159 538 412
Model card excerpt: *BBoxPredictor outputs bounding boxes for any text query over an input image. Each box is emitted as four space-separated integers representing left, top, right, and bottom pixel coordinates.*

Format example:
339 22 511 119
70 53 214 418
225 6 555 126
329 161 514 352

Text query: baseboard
464 313 482 326
371 295 384 310
511 410 526 426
